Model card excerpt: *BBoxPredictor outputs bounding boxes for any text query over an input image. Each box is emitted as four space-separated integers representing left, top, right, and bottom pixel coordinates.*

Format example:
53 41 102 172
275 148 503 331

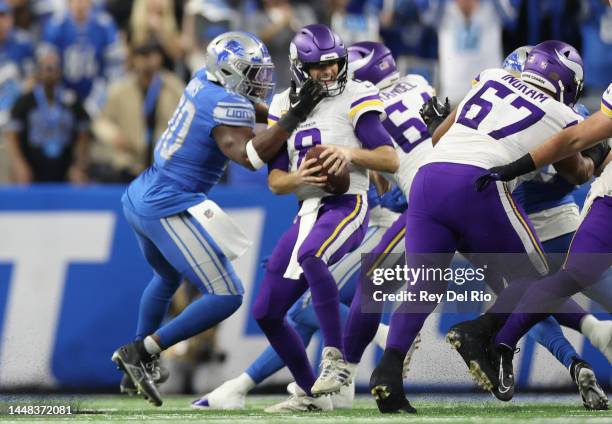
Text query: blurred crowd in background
0 0 610 187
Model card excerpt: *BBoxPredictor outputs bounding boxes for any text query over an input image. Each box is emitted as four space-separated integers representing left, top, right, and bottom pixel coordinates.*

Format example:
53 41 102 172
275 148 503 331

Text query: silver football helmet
205 31 275 104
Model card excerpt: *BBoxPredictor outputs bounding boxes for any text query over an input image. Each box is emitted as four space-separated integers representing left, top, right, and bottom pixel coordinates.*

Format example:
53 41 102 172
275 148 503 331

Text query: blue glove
379 186 408 213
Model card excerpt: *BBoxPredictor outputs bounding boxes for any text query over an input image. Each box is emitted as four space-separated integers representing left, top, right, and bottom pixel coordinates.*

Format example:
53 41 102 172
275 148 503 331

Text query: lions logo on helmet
502 46 533 77
205 32 275 104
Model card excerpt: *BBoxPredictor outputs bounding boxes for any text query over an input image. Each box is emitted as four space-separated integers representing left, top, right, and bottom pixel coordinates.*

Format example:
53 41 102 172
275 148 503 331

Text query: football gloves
278 79 326 133
474 154 536 192
419 96 450 134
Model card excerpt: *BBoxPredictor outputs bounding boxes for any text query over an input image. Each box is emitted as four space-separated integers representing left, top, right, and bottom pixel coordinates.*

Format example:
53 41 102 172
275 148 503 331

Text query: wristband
246 139 265 170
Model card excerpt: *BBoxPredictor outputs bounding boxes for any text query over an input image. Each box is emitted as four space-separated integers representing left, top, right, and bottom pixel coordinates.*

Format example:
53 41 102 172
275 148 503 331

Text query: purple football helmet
347 41 399 89
521 40 584 106
289 24 348 97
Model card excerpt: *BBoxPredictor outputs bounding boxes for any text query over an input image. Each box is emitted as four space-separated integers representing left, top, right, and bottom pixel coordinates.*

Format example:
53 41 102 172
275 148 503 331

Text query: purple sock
344 279 381 363
301 256 343 351
257 317 316 395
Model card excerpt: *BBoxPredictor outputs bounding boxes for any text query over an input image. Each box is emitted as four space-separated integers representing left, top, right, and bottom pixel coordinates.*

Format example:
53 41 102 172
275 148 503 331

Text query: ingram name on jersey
425 68 583 173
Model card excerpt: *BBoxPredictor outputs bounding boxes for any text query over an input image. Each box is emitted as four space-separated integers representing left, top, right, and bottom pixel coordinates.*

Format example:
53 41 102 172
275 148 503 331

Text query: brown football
304 145 350 195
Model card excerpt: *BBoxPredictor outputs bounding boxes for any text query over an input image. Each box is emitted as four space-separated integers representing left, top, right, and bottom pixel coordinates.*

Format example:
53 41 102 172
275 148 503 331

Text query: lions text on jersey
123 69 255 218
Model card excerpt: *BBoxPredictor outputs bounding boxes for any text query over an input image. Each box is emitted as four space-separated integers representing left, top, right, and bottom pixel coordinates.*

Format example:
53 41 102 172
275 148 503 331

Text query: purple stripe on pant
252 194 368 394
385 162 552 355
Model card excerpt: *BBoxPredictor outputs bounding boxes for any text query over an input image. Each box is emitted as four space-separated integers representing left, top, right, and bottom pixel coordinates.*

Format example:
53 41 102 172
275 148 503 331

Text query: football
304 145 350 195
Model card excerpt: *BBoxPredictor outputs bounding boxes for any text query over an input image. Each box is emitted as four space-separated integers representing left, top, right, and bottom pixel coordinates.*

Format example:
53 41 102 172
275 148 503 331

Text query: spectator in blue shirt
42 0 124 114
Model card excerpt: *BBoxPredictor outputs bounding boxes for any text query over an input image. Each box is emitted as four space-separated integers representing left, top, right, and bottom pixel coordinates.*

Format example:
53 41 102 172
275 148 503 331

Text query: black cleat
112 342 163 406
369 349 416 414
119 356 169 395
447 319 498 393
570 358 609 410
489 343 516 401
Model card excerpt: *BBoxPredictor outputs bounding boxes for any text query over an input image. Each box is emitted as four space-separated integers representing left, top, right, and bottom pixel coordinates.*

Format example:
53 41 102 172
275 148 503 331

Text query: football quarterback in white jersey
253 24 399 413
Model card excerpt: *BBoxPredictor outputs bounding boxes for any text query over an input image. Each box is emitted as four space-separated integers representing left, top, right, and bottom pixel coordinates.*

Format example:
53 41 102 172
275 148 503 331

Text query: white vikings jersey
588 83 612 199
378 74 435 196
425 68 583 174
268 79 385 200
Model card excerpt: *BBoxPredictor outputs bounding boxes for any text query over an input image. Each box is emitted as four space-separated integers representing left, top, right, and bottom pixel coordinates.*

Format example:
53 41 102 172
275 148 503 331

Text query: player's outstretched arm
213 80 325 171
474 111 612 191
530 111 612 169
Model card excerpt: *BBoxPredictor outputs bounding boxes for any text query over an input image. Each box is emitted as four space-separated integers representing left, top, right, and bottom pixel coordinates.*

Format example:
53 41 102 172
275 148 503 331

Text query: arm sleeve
212 93 256 128
348 82 385 127
355 111 394 150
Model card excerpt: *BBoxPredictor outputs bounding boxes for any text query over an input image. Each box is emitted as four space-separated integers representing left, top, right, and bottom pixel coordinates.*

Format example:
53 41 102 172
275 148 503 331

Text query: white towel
187 199 252 261
283 197 323 279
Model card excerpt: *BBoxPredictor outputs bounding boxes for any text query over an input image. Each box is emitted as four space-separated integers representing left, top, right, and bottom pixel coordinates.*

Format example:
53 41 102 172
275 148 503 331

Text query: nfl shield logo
204 209 214 219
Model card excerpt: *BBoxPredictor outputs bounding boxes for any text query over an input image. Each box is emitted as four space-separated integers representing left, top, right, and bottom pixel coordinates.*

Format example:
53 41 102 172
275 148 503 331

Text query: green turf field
1 394 611 423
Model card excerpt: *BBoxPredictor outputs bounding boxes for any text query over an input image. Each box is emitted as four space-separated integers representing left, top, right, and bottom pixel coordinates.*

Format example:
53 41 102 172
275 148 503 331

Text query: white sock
373 323 389 348
143 335 162 355
233 372 256 393
580 315 611 348
581 315 602 342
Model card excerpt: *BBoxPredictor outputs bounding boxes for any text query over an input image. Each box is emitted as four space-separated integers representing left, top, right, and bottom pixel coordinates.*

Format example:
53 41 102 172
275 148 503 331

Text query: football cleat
570 359 609 410
264 384 332 413
489 343 516 401
402 333 422 378
112 342 163 407
120 356 169 395
311 347 352 396
447 319 498 393
191 378 248 410
369 349 416 414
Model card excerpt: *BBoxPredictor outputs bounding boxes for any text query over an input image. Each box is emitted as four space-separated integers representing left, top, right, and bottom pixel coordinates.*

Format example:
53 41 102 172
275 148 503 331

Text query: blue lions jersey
123 69 256 218
42 11 122 98
0 29 34 77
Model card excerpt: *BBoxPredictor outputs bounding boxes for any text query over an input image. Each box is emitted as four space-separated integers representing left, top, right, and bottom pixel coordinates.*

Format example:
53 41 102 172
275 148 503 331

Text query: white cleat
402 333 422 378
571 359 609 411
289 377 355 409
191 379 247 409
331 378 355 409
264 384 332 413
311 347 352 396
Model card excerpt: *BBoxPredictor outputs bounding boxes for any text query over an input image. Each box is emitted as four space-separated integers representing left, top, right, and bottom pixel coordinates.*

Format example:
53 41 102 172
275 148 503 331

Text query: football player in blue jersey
42 0 124 112
111 31 326 407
